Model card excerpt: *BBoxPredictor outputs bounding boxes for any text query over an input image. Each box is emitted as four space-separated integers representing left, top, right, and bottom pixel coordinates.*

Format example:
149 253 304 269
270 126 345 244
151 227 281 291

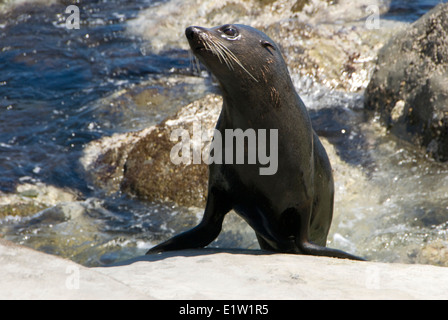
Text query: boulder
120 94 221 207
365 4 448 161
82 94 221 207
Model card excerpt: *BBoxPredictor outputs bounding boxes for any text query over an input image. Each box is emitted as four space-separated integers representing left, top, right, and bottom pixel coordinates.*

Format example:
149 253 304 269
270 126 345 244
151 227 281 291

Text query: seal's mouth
185 27 208 55
194 44 206 52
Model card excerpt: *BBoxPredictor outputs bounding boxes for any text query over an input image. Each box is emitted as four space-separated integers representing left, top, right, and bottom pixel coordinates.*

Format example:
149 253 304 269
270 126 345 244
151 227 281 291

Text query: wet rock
0 202 47 219
120 94 221 207
83 94 222 207
81 128 155 195
418 240 448 267
1 197 134 267
0 0 58 13
80 76 214 134
267 18 403 92
365 4 448 162
0 182 78 218
79 75 216 197
129 0 399 92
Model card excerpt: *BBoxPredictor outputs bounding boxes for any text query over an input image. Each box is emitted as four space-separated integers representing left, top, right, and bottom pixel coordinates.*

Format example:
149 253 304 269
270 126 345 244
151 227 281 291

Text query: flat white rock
1 240 448 300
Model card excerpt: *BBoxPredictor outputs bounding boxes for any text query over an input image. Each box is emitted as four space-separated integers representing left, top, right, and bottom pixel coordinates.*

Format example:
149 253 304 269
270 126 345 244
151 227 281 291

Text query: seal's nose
185 26 200 40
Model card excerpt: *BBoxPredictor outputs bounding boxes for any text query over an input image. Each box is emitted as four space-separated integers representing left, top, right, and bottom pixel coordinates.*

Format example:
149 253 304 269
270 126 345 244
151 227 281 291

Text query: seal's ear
260 40 276 54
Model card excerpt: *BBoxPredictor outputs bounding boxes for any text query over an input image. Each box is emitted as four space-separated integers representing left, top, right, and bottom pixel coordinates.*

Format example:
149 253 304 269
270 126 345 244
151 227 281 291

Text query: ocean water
1 0 448 266
385 0 446 21
0 0 188 193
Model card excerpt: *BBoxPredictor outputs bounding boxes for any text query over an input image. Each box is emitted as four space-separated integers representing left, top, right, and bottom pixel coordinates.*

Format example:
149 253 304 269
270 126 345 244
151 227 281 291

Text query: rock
0 239 151 299
129 0 389 51
121 94 221 207
418 240 448 267
100 249 448 300
83 94 221 207
0 198 132 266
2 240 448 300
128 0 400 92
0 0 58 13
81 128 155 195
0 182 78 218
365 4 448 161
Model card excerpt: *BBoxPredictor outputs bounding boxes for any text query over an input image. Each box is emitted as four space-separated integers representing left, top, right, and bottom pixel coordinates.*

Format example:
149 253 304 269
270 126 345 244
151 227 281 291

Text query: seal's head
186 24 292 95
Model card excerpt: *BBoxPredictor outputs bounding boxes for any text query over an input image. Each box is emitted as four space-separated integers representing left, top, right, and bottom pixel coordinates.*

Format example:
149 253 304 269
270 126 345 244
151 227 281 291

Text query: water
385 0 446 21
1 0 448 266
0 0 198 265
0 0 189 193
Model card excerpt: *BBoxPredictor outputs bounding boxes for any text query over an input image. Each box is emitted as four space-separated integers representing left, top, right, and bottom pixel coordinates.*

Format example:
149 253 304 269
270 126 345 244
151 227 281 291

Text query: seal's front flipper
146 188 231 254
146 222 220 254
298 241 366 261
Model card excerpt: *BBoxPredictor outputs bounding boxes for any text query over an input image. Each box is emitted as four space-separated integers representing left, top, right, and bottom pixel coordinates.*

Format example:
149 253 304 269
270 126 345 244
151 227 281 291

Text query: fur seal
147 24 364 260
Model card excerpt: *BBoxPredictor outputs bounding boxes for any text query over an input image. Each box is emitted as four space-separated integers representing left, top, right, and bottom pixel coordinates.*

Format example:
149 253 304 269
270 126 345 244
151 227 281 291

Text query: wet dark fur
147 24 364 260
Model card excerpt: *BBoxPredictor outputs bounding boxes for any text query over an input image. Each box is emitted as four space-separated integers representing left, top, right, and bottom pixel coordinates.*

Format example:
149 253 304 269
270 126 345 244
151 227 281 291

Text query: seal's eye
222 26 238 38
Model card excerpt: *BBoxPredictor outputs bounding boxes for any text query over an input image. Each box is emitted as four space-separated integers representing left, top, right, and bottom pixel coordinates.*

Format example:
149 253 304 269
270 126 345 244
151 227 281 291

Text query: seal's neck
219 76 304 130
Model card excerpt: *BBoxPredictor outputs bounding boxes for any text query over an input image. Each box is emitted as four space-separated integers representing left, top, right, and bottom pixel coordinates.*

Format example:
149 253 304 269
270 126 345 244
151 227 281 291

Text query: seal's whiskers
200 34 258 82
189 51 202 76
204 38 233 70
